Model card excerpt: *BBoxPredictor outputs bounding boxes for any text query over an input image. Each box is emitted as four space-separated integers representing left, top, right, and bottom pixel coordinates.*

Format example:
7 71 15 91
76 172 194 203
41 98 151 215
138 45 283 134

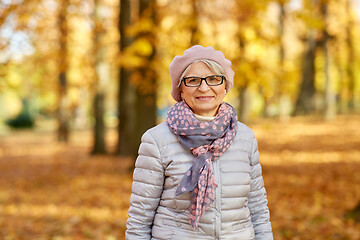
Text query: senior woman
126 45 273 240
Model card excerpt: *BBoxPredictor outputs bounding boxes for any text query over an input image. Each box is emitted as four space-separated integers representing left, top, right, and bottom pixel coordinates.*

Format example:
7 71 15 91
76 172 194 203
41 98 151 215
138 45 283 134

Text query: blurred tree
0 0 44 88
276 0 291 120
1 0 360 132
345 0 356 110
5 99 34 128
237 35 251 123
189 0 200 45
232 0 269 122
57 0 70 142
332 0 358 114
320 0 336 120
91 0 108 154
132 0 158 155
294 0 320 115
116 0 136 156
0 1 20 36
294 32 317 115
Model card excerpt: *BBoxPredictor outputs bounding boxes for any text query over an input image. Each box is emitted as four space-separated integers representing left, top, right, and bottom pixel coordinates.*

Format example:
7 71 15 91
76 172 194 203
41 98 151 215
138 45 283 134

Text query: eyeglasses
182 75 224 87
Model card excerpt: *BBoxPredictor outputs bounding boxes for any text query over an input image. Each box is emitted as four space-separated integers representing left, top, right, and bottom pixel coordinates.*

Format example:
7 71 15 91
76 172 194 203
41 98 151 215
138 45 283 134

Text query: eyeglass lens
183 75 223 87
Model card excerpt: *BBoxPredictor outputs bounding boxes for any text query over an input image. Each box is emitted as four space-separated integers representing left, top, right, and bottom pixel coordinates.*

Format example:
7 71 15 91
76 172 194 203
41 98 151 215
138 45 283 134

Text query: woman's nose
198 79 210 91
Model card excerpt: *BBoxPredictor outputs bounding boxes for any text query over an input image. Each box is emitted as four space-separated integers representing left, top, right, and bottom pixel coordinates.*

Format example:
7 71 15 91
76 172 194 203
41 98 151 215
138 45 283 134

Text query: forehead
184 61 215 77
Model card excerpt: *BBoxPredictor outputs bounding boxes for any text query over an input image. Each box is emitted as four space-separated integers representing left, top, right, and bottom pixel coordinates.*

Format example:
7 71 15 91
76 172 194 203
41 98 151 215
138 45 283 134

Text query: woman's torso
146 121 256 240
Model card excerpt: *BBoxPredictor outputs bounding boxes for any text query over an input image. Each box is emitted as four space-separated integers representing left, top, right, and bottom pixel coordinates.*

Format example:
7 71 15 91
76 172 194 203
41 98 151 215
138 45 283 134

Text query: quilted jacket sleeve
125 130 165 240
248 137 273 240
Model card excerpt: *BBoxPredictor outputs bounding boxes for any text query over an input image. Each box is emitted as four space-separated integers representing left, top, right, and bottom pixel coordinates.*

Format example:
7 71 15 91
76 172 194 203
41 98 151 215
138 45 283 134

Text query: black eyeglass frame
182 75 225 87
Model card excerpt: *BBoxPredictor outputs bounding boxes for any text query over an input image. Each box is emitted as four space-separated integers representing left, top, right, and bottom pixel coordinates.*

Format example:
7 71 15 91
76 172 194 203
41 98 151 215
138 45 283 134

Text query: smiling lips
196 96 214 101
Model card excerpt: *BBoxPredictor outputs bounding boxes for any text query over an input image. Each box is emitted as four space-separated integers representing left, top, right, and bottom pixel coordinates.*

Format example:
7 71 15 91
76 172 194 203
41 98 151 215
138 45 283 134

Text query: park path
0 115 359 239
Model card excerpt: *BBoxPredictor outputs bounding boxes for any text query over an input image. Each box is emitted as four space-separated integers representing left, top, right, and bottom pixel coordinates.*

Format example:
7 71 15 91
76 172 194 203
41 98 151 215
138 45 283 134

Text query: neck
194 114 215 122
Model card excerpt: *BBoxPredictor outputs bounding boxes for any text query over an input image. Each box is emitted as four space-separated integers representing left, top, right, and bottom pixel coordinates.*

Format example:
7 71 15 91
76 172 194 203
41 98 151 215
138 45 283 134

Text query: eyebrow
183 75 218 78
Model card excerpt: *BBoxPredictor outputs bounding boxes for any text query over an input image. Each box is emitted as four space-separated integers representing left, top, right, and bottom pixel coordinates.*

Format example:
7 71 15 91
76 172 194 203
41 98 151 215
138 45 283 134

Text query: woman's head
179 61 227 116
169 45 234 102
169 45 234 116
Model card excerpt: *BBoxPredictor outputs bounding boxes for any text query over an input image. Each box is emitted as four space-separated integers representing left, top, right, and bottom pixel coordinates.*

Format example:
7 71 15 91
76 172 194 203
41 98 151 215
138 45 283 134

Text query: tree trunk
238 83 251 123
336 51 347 114
345 0 355 110
133 0 158 155
236 36 251 123
92 92 107 153
57 0 70 142
190 0 200 45
321 2 336 120
294 29 317 115
278 1 289 120
116 0 136 156
91 0 108 154
135 86 156 151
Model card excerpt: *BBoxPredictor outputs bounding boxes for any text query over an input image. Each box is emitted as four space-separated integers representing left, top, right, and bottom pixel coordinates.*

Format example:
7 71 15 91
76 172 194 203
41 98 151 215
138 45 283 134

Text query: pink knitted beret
169 45 235 102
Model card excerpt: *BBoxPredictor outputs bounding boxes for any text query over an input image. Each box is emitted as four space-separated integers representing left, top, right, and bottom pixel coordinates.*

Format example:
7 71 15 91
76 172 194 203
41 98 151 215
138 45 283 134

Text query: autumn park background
1 0 360 239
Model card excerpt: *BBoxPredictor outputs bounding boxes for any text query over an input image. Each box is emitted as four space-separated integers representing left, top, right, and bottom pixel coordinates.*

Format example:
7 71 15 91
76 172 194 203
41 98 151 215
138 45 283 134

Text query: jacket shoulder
236 121 255 139
145 122 171 137
142 122 177 149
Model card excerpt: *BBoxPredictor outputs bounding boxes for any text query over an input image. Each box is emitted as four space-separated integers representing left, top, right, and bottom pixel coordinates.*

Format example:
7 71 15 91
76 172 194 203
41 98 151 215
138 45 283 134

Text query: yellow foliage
118 38 153 69
7 70 22 88
0 91 22 118
132 38 153 57
126 18 156 37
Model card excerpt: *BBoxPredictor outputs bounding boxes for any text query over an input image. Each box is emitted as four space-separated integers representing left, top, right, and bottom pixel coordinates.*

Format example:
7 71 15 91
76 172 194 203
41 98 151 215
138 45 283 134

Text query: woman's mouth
196 96 214 101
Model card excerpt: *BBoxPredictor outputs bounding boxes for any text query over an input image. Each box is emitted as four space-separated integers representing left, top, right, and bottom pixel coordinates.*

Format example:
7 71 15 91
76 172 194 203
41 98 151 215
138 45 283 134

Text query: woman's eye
208 77 220 82
188 78 199 83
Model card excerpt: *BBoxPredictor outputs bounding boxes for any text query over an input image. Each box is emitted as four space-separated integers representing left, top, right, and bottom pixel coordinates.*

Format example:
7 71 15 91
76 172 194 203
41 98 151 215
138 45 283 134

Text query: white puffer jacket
126 121 273 240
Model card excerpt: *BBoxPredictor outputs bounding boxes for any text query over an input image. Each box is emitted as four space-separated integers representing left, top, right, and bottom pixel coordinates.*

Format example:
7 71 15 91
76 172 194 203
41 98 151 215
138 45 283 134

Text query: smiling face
180 61 226 117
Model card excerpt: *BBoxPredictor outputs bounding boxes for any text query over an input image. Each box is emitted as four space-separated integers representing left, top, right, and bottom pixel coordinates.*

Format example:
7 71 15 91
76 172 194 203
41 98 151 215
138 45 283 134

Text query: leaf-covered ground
0 115 359 240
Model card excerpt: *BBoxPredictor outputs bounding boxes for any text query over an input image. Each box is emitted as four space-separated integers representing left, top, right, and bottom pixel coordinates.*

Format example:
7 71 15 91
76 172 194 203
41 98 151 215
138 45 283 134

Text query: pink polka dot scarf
166 100 238 230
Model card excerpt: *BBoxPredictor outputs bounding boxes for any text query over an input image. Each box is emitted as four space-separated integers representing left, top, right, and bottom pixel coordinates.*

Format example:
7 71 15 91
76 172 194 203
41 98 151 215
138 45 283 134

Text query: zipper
213 159 221 238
